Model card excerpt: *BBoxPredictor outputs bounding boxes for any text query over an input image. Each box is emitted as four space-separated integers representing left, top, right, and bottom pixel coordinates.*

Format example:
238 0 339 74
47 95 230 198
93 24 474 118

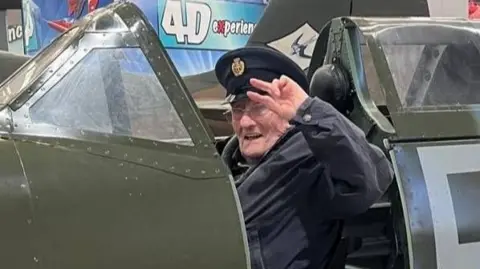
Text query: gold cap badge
231 57 245 77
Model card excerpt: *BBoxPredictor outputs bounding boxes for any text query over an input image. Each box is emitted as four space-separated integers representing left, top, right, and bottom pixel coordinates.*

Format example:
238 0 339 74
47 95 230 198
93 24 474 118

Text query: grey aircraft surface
0 1 479 269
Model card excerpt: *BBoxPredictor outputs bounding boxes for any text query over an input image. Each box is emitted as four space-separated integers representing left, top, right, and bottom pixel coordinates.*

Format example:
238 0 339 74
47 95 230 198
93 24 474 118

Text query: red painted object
67 0 77 16
48 0 100 32
88 0 99 13
47 20 73 32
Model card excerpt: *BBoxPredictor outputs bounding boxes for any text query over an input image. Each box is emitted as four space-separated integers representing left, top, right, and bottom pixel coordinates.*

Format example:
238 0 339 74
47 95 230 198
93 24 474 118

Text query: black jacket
220 97 394 269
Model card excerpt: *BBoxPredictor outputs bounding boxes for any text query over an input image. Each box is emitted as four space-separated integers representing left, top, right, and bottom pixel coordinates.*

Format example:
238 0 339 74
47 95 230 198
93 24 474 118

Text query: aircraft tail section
247 0 351 48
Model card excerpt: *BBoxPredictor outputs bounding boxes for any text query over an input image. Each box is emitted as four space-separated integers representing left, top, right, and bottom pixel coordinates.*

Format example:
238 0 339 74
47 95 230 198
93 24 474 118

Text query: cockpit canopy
372 19 480 109
317 17 480 140
0 2 205 146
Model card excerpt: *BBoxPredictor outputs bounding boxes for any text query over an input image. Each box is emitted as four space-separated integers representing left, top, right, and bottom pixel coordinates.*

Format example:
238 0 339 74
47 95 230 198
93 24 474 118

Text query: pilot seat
309 63 401 269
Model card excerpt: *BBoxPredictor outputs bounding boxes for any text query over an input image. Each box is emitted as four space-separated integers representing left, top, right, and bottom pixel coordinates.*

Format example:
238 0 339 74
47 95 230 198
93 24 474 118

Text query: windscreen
29 47 192 145
376 25 480 109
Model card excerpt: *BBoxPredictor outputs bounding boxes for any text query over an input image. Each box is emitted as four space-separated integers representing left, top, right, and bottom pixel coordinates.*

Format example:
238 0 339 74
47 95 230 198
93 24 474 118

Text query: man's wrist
289 97 315 125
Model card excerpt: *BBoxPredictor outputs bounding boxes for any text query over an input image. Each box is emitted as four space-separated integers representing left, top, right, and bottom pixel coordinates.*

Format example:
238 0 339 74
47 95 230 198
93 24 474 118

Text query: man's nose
239 113 256 128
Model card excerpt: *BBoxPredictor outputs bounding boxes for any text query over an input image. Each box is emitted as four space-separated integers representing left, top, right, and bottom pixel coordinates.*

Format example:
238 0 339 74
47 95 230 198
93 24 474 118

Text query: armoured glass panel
361 44 386 106
0 27 79 106
378 25 480 109
29 47 192 145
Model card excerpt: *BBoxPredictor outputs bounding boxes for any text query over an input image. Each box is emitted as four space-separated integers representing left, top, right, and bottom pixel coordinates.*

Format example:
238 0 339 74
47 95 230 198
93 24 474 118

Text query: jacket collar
221 136 251 178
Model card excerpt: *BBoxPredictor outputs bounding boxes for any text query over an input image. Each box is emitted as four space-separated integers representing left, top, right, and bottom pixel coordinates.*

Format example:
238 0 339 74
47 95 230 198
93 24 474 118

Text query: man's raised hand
247 75 309 121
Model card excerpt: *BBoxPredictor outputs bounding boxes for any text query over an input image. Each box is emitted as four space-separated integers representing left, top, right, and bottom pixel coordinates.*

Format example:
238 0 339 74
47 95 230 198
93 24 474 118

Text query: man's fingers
250 78 275 95
247 91 280 113
279 75 289 87
271 79 281 97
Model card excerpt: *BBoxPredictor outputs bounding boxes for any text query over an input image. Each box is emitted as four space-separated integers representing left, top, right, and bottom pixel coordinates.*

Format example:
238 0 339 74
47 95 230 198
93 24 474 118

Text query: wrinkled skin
230 99 289 159
229 76 308 160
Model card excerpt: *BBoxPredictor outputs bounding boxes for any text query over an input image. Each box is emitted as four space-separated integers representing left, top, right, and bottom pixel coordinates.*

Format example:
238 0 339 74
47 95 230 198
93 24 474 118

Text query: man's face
228 97 289 159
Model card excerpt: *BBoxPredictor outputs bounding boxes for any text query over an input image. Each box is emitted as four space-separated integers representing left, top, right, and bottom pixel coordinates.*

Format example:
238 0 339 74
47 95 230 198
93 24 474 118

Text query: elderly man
214 46 393 269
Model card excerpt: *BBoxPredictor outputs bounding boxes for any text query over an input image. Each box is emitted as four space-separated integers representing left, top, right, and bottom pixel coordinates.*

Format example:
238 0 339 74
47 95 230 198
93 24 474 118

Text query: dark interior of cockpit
304 23 416 269
308 59 400 269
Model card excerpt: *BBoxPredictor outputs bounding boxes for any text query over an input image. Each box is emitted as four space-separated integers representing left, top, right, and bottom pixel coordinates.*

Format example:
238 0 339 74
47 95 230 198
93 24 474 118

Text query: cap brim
221 93 248 104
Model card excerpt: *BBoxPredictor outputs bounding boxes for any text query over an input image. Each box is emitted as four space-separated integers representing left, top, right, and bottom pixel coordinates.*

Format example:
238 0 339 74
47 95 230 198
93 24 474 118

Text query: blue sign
21 0 267 77
157 0 265 50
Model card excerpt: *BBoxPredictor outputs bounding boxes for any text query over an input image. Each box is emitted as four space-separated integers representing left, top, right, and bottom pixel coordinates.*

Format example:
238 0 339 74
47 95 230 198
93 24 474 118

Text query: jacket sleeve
289 97 394 219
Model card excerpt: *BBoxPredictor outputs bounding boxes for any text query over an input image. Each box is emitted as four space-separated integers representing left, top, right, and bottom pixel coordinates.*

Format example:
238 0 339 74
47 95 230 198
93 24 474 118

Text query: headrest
310 63 352 114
